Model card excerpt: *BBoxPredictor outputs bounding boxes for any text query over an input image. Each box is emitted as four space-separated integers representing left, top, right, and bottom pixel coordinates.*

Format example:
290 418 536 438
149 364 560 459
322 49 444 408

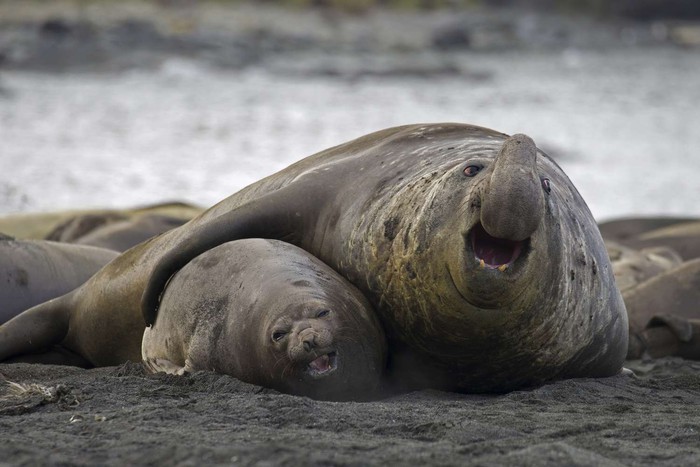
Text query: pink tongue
472 224 523 267
309 354 331 372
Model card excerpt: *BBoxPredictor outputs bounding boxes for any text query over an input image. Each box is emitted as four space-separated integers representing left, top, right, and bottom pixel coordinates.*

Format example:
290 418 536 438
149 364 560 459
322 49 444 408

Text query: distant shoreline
1 0 699 73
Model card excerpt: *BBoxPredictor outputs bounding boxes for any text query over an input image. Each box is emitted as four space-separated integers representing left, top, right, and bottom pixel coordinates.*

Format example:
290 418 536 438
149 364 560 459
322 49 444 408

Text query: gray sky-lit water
1 47 699 221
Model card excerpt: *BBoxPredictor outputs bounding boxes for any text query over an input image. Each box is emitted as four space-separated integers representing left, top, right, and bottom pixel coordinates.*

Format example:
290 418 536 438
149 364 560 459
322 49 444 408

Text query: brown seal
142 239 386 401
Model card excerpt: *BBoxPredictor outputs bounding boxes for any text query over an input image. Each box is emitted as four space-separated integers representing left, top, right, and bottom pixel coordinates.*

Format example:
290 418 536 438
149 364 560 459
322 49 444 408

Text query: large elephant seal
142 239 386 401
0 124 628 392
0 235 118 325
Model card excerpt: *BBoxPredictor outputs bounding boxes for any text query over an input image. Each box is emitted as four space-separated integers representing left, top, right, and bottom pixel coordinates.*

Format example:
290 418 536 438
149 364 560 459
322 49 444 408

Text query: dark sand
1 358 699 466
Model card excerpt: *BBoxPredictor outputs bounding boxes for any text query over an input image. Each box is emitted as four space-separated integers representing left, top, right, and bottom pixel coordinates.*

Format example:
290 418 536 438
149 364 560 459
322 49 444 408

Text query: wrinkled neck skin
303 126 627 392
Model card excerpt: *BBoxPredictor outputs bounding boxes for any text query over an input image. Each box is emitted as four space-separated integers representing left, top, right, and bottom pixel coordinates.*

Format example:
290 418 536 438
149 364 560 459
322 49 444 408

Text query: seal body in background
142 239 386 401
0 235 117 325
47 213 188 252
0 123 629 393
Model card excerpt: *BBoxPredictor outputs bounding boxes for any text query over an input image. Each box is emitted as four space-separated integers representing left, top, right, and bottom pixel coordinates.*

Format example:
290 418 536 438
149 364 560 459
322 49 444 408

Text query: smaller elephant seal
624 258 700 360
142 239 387 401
0 235 118 325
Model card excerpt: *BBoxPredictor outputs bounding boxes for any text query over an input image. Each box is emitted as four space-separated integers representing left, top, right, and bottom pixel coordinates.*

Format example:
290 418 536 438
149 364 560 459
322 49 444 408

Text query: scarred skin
142 239 386 401
0 123 628 393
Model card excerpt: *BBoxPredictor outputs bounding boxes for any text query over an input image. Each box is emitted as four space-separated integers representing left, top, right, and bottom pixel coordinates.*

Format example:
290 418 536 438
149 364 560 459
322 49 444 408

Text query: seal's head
348 126 627 391
238 241 387 401
271 308 339 380
451 133 550 310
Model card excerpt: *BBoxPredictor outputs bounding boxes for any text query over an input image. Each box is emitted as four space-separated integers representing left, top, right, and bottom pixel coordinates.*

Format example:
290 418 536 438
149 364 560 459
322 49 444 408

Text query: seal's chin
470 223 527 271
306 351 338 377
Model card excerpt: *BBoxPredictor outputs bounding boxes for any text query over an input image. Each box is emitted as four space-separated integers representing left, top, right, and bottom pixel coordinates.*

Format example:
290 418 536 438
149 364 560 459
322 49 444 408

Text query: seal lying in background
624 258 700 361
142 239 386 401
0 235 117 325
599 217 697 242
604 222 700 360
606 240 683 293
600 217 700 261
621 221 700 262
621 258 700 361
48 213 188 252
0 124 628 393
0 201 202 240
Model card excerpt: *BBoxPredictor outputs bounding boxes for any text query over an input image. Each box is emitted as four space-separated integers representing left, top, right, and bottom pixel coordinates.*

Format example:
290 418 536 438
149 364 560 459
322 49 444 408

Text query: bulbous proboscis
480 134 545 242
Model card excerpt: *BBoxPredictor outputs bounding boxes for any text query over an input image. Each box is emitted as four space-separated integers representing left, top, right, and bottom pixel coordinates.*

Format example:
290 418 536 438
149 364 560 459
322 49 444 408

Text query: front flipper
141 182 317 326
3 345 91 368
142 358 193 376
0 296 72 362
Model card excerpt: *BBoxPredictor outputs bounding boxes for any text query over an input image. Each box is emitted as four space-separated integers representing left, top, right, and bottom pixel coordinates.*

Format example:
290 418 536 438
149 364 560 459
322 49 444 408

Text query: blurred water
1 47 699 221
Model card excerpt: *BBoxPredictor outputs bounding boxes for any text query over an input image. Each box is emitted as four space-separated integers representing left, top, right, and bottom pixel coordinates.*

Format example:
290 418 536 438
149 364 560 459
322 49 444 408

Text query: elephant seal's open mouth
470 223 527 271
307 351 338 377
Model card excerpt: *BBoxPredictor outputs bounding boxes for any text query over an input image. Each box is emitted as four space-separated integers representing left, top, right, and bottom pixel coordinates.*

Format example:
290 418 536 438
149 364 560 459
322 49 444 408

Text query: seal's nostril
302 334 318 352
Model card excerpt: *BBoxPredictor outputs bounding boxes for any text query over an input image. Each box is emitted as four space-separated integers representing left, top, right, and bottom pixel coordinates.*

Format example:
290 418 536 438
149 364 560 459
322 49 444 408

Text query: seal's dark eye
542 178 551 193
272 331 287 342
463 165 482 177
317 310 330 318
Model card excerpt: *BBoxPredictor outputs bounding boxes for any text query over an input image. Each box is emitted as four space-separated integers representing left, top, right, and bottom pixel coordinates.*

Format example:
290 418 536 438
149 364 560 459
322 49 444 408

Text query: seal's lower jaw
469 223 528 271
306 351 338 378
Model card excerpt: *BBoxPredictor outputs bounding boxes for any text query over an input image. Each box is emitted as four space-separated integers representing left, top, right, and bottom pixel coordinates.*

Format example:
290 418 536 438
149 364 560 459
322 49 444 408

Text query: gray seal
142 239 386 401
